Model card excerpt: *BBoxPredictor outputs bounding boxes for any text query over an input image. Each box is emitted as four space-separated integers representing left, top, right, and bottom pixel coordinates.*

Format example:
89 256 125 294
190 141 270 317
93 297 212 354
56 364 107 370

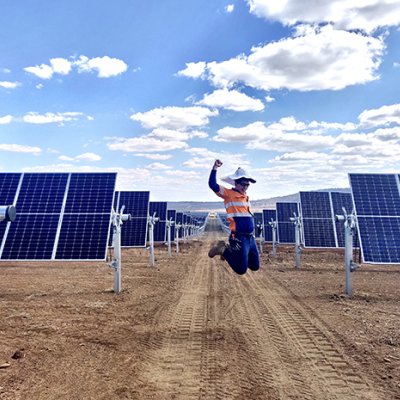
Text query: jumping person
208 159 260 275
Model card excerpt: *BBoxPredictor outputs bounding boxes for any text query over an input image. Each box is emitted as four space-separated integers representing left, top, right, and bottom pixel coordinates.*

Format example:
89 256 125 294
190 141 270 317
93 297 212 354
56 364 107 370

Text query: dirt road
0 224 399 399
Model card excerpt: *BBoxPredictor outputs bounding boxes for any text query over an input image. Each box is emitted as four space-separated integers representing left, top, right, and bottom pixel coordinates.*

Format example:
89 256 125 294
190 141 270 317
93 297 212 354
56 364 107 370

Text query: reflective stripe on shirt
225 201 250 208
227 212 253 218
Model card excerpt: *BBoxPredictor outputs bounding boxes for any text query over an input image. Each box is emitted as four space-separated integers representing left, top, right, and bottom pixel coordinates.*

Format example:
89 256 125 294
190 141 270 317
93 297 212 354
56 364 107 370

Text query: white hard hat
221 167 256 186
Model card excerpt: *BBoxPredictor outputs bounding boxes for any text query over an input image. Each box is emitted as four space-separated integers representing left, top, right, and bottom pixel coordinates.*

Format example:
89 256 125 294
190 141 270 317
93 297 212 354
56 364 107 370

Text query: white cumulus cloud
134 153 172 160
0 115 13 124
107 136 189 153
358 103 400 128
24 63 54 79
0 81 21 89
202 25 384 91
74 55 128 78
22 112 91 124
177 62 207 79
0 143 42 155
24 55 127 79
246 0 400 33
50 58 72 75
197 89 264 112
75 152 101 162
131 106 218 130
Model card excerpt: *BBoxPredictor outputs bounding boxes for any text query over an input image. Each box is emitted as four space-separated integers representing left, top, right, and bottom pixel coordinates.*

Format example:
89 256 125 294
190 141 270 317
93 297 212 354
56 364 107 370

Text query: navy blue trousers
222 234 260 275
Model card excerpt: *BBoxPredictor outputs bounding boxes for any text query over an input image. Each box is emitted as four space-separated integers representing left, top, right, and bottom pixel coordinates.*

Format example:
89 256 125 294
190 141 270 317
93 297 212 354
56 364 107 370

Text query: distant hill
168 187 351 212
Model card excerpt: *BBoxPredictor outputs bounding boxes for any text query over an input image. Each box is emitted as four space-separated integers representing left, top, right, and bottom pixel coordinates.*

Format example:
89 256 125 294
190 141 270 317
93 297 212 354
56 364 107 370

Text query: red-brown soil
0 227 399 399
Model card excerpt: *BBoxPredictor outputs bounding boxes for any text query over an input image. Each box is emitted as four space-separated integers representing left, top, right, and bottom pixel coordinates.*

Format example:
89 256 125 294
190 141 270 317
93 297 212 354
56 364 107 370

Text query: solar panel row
112 191 150 247
149 201 167 242
0 172 116 261
299 191 359 249
262 209 276 242
350 173 400 264
276 202 298 244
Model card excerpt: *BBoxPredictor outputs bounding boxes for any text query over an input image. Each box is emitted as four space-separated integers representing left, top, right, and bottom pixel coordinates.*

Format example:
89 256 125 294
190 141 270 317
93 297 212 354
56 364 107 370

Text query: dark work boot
208 241 226 258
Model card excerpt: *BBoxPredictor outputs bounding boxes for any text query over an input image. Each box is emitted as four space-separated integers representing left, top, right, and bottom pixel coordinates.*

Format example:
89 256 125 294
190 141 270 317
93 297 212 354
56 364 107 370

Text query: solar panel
0 173 21 205
349 173 400 264
330 191 359 248
167 209 176 241
300 191 359 249
0 172 116 261
2 173 68 260
217 213 230 232
262 209 276 242
175 212 184 238
253 212 263 237
300 192 336 248
0 173 22 253
149 201 167 242
112 191 150 247
276 202 298 243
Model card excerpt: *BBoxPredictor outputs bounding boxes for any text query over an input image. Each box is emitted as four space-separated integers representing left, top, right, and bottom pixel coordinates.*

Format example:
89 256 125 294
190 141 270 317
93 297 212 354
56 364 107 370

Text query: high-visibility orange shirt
209 170 254 234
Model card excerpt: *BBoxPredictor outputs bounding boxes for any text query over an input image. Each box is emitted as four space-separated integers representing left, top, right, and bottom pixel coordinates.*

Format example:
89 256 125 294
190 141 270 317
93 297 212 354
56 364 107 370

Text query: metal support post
166 218 174 257
336 208 358 296
290 213 302 269
147 213 159 267
269 220 277 257
108 206 131 294
257 224 263 254
175 224 181 253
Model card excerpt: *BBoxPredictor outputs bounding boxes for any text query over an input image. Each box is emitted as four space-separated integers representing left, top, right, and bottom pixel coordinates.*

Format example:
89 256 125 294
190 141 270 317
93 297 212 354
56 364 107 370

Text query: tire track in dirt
219 266 315 399
139 247 211 399
136 232 387 399
241 270 384 399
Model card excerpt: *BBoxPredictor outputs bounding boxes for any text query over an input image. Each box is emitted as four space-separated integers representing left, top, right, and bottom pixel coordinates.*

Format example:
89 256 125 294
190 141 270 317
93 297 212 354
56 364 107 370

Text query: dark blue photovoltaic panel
65 173 115 213
277 202 298 221
0 173 21 204
357 217 400 263
350 174 400 216
262 209 276 242
300 192 332 219
276 202 298 243
303 219 336 248
219 213 229 228
1 172 116 261
58 173 116 259
331 192 359 248
17 173 68 213
176 212 183 224
350 173 400 264
0 173 22 247
175 212 184 238
56 214 111 259
300 192 339 248
0 224 7 250
122 218 148 247
254 212 263 237
149 202 167 242
167 209 176 241
1 214 59 260
331 192 354 216
119 191 149 218
114 191 150 247
278 223 295 244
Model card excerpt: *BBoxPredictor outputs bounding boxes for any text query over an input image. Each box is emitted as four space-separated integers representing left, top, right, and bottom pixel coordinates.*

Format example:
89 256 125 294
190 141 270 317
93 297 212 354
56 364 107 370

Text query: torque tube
0 205 16 222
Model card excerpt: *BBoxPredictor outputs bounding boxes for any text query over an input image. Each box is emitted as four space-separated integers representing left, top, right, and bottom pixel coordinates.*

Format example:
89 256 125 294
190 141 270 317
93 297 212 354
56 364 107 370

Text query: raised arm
208 159 223 193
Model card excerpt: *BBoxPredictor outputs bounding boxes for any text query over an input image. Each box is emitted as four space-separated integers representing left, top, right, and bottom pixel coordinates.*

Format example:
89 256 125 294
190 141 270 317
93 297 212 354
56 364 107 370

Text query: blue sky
1 0 400 201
